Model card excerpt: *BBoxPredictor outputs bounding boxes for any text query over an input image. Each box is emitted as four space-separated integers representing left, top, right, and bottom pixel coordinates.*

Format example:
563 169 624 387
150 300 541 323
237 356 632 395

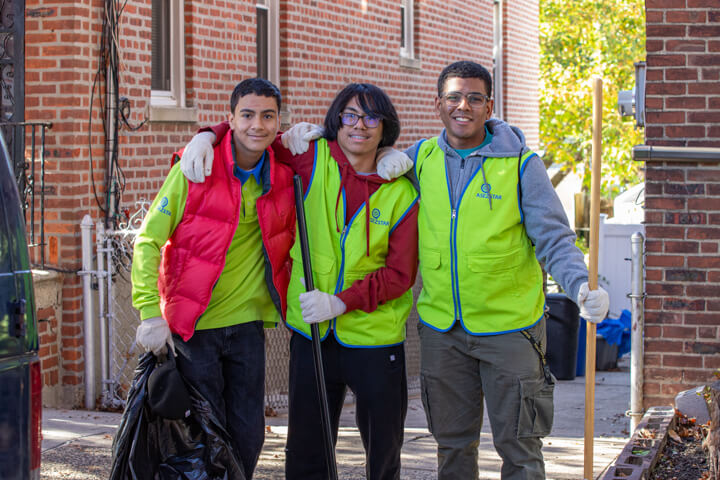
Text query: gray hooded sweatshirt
404 118 588 303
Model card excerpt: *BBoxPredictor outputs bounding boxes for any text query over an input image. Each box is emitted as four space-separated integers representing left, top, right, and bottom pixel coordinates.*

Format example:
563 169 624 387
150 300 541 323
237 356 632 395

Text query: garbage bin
545 293 580 380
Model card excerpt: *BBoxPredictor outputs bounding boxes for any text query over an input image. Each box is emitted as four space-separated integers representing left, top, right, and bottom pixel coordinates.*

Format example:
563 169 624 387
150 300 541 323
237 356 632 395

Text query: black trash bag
109 353 247 480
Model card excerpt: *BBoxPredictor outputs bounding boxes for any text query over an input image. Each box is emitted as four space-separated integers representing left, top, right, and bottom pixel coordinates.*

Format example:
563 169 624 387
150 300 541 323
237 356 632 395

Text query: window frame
400 0 415 60
256 0 280 86
151 0 186 108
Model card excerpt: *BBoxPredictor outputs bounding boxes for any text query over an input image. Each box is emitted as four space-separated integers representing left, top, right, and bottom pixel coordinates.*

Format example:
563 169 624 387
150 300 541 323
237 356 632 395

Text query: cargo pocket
517 376 554 438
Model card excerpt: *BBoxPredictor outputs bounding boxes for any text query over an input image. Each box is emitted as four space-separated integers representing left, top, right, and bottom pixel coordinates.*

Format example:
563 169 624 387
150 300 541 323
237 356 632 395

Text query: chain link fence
96 202 422 411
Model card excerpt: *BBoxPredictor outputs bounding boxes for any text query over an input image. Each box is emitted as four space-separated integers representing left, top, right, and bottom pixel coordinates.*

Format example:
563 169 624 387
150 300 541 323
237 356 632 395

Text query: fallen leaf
667 429 681 443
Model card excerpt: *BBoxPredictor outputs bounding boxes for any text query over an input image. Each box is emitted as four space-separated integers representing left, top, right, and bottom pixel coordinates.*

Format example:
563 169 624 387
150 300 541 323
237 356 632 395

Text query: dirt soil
649 411 711 480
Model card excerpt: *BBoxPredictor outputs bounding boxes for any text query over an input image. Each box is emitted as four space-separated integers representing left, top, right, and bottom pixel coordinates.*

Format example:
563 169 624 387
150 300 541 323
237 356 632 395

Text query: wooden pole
584 77 603 480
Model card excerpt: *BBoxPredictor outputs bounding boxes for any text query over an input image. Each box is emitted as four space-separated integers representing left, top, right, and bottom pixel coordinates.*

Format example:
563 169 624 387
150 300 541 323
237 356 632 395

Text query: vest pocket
420 248 441 270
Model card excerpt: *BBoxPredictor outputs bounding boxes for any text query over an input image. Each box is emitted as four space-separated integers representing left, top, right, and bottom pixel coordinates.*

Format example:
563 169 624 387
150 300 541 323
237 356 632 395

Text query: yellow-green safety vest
286 139 418 347
414 137 545 334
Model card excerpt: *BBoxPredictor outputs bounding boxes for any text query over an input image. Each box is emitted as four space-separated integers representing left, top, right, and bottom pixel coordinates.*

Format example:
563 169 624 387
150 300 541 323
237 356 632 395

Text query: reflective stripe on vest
285 139 418 347
415 137 545 335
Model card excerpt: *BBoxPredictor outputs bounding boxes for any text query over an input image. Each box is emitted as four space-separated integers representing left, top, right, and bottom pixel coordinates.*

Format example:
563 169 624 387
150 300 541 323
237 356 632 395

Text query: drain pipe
628 232 645 433
96 221 110 405
80 215 96 410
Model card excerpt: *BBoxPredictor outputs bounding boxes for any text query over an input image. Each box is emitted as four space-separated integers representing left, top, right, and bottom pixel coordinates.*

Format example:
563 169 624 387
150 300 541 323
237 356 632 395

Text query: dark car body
0 131 41 479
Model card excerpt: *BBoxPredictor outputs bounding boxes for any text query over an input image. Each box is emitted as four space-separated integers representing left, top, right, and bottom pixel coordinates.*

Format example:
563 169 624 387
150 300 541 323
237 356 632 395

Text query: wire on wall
89 0 147 228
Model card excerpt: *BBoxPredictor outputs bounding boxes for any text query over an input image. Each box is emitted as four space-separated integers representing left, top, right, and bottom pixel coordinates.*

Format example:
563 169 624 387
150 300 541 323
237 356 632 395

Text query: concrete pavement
41 357 633 479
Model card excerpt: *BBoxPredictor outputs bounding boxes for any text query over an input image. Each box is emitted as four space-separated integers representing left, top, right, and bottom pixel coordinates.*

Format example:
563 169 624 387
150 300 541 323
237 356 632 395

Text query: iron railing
3 121 52 268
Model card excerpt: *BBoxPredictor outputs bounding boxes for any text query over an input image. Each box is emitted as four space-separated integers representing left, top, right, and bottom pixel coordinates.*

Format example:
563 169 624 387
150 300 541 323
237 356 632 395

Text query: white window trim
400 0 414 60
151 0 186 108
257 0 280 87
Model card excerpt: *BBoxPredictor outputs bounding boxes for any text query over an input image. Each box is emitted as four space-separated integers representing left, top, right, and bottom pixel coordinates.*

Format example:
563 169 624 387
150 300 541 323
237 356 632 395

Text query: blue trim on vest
389 195 418 235
284 320 332 342
304 142 319 202
419 310 545 336
413 139 427 181
443 159 460 322
333 329 404 349
517 152 536 224
452 161 484 326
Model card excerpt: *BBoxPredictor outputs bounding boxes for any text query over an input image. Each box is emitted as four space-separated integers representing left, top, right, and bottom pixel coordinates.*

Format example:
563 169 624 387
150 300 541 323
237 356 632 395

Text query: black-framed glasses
442 91 491 108
339 112 382 129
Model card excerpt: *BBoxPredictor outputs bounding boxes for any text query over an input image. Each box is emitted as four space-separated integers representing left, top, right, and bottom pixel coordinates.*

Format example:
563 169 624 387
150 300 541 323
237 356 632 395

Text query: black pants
285 332 408 480
173 322 266 480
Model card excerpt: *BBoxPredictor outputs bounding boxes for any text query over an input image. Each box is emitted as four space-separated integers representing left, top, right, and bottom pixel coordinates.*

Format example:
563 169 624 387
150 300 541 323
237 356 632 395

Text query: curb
598 406 675 480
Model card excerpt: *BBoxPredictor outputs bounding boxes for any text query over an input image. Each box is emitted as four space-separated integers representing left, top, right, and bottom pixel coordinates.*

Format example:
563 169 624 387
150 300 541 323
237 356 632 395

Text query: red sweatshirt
205 122 419 314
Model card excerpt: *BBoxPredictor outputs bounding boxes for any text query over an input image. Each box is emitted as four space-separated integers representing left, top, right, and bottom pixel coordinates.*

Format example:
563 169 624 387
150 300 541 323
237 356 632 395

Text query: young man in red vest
131 78 295 479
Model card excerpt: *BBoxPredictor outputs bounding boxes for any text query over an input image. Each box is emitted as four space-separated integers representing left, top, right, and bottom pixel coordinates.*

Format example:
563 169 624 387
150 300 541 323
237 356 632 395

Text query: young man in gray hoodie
179 61 610 480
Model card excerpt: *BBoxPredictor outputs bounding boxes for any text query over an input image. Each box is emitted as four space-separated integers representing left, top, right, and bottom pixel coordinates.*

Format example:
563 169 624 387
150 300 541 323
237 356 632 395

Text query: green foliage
540 0 646 197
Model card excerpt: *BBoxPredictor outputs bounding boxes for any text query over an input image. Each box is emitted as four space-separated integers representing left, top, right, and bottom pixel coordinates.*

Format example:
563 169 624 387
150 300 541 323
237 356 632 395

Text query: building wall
25 0 540 406
643 0 720 407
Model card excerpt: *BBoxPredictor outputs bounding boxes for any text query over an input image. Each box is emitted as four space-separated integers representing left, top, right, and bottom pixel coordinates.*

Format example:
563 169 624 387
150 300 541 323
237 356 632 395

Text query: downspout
628 232 645 432
80 215 96 409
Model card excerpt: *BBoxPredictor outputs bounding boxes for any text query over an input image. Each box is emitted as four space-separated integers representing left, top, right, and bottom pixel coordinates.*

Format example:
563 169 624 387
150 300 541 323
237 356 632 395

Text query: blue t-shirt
453 126 493 159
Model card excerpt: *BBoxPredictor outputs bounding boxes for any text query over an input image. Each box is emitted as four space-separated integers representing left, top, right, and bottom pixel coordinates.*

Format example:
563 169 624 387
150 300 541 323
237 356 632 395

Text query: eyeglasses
339 112 382 129
442 91 491 108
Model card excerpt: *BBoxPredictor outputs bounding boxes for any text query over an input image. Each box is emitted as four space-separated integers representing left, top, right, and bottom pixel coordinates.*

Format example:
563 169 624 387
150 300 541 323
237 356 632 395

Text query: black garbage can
545 293 580 380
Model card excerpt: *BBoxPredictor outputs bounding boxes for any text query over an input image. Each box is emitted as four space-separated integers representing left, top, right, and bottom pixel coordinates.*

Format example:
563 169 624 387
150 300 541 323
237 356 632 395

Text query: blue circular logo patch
372 208 381 219
481 183 491 193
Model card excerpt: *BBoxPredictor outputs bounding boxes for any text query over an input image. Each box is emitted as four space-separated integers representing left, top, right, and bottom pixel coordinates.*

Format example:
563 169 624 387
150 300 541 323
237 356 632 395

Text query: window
256 0 279 86
400 0 414 59
151 0 185 108
492 0 504 119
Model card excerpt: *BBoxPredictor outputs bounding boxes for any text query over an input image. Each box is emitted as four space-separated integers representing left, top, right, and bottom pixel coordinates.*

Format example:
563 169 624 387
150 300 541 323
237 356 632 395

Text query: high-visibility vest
414 137 545 334
285 139 418 347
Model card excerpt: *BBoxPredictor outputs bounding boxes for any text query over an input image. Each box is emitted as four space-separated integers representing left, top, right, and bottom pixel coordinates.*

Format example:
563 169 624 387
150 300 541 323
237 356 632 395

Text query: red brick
666 10 706 23
687 227 720 240
662 326 698 339
646 40 665 53
701 242 718 253
664 240 699 253
689 55 720 68
687 0 720 6
688 198 720 210
702 69 720 81
666 96 705 109
646 111 686 124
688 111 720 123
689 26 720 37
646 339 685 353
647 25 687 38
666 125 706 138
647 282 685 295
647 54 688 69
663 354 703 368
686 284 720 297
687 341 720 355
646 10 664 23
686 312 720 325
663 298 705 311
645 226 686 239
664 212 706 224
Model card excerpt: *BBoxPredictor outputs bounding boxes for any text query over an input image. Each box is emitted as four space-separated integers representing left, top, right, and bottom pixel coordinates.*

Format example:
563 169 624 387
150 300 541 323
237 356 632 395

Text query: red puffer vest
158 132 295 341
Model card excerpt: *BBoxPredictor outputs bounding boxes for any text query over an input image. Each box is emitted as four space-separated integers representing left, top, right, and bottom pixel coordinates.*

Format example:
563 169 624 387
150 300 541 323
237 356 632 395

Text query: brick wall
25 0 540 407
503 0 540 150
642 0 720 407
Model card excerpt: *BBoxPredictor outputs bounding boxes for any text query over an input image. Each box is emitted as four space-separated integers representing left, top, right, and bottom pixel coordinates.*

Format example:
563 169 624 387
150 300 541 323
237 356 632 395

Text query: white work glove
281 122 324 155
180 131 216 183
135 316 176 356
576 283 610 324
299 290 346 325
376 147 413 180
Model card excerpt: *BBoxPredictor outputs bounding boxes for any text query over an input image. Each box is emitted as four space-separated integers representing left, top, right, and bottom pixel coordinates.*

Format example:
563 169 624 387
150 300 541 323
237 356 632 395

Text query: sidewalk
41 358 632 479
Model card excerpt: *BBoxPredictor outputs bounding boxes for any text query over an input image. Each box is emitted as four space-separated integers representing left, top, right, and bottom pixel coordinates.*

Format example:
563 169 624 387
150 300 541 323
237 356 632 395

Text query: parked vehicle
0 130 41 479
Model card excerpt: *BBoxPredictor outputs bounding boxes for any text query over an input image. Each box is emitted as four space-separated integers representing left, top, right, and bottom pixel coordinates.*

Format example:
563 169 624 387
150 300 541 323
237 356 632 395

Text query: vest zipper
448 160 485 326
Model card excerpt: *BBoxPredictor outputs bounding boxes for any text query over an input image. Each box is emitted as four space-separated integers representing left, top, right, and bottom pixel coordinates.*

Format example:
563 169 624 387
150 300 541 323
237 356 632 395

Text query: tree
540 0 645 197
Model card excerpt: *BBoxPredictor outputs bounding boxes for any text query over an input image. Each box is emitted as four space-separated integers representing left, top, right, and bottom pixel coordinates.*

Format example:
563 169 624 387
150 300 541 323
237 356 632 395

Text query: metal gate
85 202 422 410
